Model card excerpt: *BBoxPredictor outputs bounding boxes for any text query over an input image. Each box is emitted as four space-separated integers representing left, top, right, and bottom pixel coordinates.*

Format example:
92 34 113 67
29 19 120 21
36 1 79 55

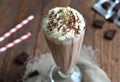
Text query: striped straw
0 32 31 53
0 15 34 42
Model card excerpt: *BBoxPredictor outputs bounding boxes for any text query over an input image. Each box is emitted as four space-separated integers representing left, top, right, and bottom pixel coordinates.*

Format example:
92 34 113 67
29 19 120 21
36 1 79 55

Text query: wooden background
0 0 120 82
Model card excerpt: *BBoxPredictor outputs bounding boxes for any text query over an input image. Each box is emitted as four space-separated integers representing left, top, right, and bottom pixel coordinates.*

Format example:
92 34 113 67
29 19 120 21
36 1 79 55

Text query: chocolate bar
114 9 120 26
113 2 120 12
93 0 120 26
14 52 29 65
104 29 116 40
107 12 117 22
114 17 120 26
93 0 114 19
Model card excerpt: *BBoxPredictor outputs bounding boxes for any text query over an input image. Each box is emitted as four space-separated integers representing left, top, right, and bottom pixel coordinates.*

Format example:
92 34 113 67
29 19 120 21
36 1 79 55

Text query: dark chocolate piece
14 52 29 65
27 70 39 78
107 12 117 22
93 20 104 28
113 2 120 12
102 2 111 10
104 29 116 40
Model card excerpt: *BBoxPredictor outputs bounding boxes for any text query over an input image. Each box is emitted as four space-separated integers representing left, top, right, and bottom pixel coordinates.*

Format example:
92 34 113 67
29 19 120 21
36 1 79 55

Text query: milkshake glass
42 7 85 82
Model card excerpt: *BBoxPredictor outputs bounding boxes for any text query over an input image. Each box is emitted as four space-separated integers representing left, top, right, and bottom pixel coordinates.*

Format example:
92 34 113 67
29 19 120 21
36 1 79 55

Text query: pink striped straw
0 32 31 53
0 15 34 42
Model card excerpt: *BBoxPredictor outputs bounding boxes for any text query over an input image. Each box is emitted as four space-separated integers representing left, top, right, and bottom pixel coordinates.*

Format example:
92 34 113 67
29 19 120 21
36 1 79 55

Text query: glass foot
50 65 82 82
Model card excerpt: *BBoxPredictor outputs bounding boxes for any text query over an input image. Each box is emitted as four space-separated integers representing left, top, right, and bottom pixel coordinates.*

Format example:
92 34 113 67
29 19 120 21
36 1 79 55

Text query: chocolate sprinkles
46 7 82 35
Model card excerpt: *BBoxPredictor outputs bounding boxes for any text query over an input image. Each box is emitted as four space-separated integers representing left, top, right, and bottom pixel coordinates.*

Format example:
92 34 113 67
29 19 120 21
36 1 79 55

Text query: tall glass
42 7 85 82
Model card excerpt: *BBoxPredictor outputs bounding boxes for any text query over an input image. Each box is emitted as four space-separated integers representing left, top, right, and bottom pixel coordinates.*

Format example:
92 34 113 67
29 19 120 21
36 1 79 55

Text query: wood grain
0 0 45 82
0 0 120 82
0 0 23 81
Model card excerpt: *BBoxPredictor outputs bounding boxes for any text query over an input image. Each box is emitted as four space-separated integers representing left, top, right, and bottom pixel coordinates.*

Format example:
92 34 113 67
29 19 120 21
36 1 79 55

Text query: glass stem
58 70 73 78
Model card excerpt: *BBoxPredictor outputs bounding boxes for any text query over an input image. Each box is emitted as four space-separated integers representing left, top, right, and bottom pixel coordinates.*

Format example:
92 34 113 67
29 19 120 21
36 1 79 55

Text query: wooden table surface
0 0 120 82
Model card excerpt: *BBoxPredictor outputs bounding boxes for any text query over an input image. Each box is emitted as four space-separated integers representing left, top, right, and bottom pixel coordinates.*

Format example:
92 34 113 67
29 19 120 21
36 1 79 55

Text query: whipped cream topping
42 7 85 41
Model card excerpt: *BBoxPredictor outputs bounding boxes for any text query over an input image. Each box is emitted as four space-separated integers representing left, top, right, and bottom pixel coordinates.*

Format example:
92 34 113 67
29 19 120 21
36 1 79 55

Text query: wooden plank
94 12 111 77
111 28 120 82
71 0 120 82
0 0 23 81
94 6 119 82
0 0 44 82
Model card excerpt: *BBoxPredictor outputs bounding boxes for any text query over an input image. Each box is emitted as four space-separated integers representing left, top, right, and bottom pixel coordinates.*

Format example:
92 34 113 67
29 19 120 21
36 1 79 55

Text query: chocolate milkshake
42 7 85 81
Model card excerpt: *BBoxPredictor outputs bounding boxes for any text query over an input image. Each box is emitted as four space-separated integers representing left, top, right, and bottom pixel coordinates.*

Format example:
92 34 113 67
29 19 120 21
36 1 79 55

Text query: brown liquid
45 31 85 74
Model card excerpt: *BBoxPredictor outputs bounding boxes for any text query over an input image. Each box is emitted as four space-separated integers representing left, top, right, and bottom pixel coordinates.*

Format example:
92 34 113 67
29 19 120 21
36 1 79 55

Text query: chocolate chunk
104 29 116 40
102 2 111 10
93 20 104 28
14 52 29 65
113 2 120 12
27 70 39 78
107 12 117 22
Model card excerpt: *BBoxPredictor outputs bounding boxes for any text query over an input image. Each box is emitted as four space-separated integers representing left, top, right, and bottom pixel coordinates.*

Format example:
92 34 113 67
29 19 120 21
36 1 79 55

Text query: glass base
49 65 82 82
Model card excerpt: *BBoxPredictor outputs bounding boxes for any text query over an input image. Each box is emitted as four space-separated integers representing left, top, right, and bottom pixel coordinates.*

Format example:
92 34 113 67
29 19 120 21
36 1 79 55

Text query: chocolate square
27 70 39 78
104 29 116 40
107 12 117 22
14 52 29 65
113 2 120 12
93 20 104 28
102 2 111 10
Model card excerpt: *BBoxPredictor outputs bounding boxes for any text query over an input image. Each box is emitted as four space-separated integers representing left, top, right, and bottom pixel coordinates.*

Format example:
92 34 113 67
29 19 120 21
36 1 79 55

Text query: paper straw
0 15 34 42
0 32 31 53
